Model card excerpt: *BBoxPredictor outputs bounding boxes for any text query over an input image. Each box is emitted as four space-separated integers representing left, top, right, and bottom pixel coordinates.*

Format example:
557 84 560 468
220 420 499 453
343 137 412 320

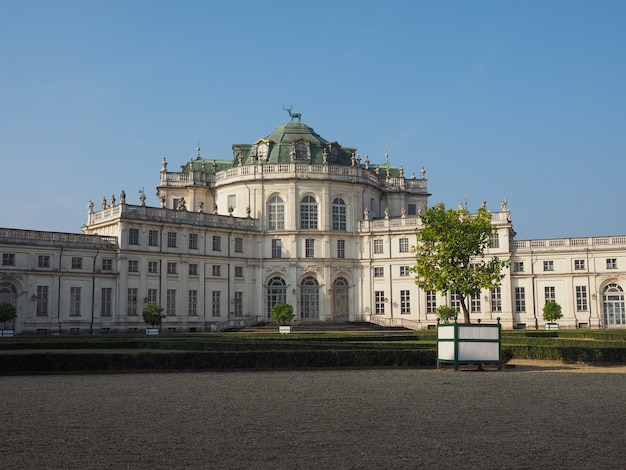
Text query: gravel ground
1 361 625 469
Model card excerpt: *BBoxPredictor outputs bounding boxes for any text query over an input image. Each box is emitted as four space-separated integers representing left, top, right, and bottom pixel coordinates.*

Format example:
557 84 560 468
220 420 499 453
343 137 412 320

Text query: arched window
268 195 285 230
332 197 346 231
300 195 318 230
332 277 349 320
300 277 319 320
267 277 286 319
0 282 17 305
603 283 625 327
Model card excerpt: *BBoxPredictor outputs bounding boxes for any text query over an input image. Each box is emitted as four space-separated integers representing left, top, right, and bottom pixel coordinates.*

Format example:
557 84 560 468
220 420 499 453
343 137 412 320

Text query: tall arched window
300 277 319 320
603 283 625 327
268 196 285 230
332 277 349 320
300 195 318 229
267 277 286 319
332 197 346 231
0 282 17 305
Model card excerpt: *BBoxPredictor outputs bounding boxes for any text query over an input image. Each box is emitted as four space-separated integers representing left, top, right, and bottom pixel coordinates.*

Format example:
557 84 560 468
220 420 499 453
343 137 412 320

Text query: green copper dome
232 119 356 166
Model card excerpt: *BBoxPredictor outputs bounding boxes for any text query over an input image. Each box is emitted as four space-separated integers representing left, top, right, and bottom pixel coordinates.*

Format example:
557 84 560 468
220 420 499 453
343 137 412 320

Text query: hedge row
0 348 437 373
507 345 626 362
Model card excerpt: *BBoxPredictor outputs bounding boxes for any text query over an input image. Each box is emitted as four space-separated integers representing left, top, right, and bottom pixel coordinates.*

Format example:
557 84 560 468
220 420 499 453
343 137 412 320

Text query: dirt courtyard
1 361 625 469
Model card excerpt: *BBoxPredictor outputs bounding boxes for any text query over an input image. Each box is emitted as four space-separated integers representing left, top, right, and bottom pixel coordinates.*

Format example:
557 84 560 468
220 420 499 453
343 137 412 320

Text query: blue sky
1 0 625 240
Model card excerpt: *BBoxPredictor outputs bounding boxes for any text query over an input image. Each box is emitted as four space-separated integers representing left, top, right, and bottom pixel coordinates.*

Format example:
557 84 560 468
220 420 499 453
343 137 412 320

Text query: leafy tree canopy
0 303 17 325
271 302 294 325
411 202 509 323
543 301 563 323
142 303 165 327
434 305 457 323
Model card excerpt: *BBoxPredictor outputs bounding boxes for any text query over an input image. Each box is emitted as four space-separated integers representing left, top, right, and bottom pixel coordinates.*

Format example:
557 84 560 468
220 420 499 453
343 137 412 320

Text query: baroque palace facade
1 116 625 334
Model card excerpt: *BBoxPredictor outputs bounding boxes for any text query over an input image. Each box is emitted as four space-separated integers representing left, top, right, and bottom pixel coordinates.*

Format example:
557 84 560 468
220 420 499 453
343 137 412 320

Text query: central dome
232 119 356 166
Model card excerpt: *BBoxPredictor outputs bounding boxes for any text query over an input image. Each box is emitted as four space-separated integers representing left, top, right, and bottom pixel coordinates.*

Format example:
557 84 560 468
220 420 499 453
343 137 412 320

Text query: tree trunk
460 296 470 323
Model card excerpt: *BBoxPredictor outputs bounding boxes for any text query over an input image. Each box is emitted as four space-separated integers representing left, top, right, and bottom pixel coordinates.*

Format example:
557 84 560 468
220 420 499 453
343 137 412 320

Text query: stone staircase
231 321 412 334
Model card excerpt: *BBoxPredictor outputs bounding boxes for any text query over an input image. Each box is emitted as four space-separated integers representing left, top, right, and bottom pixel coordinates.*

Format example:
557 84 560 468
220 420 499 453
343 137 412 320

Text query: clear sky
1 0 625 240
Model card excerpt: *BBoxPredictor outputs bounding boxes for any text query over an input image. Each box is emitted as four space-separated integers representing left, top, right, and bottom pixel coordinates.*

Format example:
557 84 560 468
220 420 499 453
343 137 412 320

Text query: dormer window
295 140 308 159
257 142 268 161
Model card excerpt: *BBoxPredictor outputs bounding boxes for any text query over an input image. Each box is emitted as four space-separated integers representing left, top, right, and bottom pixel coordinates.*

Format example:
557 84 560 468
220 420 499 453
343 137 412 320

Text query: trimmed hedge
0 348 437 373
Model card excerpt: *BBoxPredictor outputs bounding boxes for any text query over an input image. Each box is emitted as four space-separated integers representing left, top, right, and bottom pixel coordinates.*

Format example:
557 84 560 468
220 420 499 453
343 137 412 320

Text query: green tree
142 303 165 327
271 302 294 325
543 301 563 323
411 202 509 323
434 305 457 322
0 302 17 330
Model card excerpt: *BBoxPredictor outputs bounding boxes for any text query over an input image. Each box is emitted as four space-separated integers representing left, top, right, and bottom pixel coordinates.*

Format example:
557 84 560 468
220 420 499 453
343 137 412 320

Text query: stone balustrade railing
511 235 626 251
0 228 117 249
160 162 428 194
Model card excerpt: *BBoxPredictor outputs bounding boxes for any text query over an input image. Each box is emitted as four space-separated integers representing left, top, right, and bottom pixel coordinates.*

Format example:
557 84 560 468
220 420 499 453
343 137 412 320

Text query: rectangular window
188 263 198 276
129 228 140 245
407 204 417 216
271 239 282 259
544 286 555 303
426 290 437 314
38 255 50 268
489 233 500 249
167 232 177 248
188 233 198 250
212 265 221 277
373 239 384 254
228 194 236 211
513 262 524 273
147 288 158 304
470 293 481 313
212 291 221 317
374 267 384 278
148 230 159 246
212 235 222 252
305 239 315 258
576 286 588 312
234 237 243 253
188 290 197 316
543 261 554 271
166 289 176 316
234 291 243 316
375 291 385 314
128 259 139 273
71 257 83 270
400 266 410 277
399 238 409 253
102 258 113 271
515 287 526 313
167 262 177 274
36 286 49 316
450 291 461 312
400 290 411 314
101 288 112 316
337 239 345 259
2 253 15 266
574 259 586 270
234 266 243 278
148 261 159 273
70 287 81 316
491 288 502 312
127 288 138 316
607 258 617 269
